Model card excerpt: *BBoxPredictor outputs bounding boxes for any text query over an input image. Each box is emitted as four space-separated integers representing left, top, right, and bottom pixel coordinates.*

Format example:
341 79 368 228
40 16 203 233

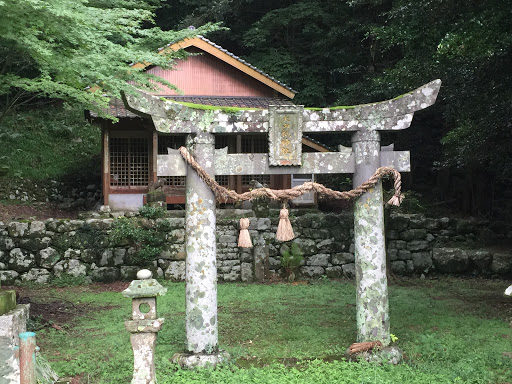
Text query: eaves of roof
89 96 295 118
302 135 334 152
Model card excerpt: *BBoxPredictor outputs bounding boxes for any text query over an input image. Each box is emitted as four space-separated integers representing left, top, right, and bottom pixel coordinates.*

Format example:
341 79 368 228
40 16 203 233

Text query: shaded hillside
0 105 102 218
0 105 101 184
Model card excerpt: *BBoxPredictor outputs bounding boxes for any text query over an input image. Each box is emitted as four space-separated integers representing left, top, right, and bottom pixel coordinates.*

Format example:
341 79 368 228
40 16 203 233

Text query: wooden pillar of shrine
101 122 110 206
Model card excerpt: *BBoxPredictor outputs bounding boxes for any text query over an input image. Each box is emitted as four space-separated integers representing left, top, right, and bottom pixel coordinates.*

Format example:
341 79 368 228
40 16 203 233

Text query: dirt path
3 282 130 331
0 202 80 222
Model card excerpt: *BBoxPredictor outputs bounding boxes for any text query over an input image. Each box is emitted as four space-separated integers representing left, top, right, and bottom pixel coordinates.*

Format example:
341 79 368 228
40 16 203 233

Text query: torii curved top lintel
121 79 441 134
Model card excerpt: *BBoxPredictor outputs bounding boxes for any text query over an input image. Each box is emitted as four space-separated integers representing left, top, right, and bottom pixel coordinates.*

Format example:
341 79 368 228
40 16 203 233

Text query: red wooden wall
147 47 278 97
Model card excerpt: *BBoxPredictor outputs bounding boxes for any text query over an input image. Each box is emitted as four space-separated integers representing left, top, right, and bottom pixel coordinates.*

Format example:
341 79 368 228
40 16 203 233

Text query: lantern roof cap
122 272 167 298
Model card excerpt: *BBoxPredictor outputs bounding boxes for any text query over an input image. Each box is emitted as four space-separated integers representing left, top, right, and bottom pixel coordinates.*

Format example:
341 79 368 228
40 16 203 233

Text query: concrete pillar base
0 304 29 384
171 351 230 369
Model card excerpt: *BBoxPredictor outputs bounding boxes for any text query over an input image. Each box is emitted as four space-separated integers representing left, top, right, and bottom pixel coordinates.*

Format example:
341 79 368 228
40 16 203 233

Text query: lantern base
171 350 230 369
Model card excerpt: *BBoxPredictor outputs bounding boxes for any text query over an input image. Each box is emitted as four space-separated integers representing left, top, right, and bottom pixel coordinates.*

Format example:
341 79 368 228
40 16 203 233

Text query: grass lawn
13 277 512 383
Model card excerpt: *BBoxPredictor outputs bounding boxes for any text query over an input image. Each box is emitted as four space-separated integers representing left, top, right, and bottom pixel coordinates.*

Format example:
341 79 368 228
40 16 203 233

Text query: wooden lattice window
160 176 186 187
158 135 186 154
215 135 229 150
215 175 229 186
215 135 237 153
110 137 149 187
242 135 267 153
242 174 270 187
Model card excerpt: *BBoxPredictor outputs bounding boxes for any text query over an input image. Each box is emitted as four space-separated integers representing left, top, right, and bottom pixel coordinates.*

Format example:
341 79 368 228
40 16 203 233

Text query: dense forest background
155 0 512 217
1 0 511 218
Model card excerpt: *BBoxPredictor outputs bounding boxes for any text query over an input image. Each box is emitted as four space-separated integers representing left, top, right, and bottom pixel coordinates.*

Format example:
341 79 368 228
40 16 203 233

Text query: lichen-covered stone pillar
179 131 225 366
352 130 390 345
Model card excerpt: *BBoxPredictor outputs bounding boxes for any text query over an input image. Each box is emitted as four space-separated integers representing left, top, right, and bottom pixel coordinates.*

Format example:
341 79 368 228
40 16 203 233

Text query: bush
281 243 304 282
109 216 164 265
138 205 167 219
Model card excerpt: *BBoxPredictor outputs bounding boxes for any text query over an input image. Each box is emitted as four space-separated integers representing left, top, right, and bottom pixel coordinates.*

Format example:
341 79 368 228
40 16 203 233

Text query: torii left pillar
172 131 228 368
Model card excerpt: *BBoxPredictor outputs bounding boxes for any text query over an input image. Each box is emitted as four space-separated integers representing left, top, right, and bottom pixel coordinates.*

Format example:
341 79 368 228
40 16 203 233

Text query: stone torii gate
122 79 441 366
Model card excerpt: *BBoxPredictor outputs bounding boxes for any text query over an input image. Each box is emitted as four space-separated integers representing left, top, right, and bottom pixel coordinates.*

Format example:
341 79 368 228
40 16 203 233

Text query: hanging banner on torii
268 106 303 166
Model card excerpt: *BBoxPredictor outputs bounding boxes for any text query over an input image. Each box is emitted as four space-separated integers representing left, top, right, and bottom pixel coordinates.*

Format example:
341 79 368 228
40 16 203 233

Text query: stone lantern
123 269 167 384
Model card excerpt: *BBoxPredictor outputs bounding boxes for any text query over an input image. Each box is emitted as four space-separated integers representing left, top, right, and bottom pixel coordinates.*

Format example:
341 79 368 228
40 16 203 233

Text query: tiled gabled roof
184 36 297 95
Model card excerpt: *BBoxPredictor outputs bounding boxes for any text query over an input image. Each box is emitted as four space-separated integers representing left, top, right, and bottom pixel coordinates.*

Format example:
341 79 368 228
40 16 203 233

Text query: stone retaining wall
0 211 510 284
0 178 101 210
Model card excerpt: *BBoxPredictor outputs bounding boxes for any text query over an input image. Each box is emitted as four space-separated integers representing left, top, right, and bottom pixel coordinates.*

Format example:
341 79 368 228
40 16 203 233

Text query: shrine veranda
122 79 441 364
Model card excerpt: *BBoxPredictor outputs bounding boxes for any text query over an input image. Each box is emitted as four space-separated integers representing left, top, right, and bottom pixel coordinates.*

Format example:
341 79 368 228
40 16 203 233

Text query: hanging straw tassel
387 193 404 207
386 170 404 206
238 217 253 248
276 202 295 241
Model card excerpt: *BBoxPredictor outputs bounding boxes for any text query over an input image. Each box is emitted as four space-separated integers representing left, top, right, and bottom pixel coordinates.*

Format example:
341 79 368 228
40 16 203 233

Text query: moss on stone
167 100 262 114
392 89 414 100
164 88 416 113
122 278 167 298
305 105 356 111
0 290 16 315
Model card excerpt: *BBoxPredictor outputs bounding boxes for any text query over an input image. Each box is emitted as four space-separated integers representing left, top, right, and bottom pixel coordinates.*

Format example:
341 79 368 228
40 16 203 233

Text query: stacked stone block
0 178 101 209
0 211 510 285
386 214 511 275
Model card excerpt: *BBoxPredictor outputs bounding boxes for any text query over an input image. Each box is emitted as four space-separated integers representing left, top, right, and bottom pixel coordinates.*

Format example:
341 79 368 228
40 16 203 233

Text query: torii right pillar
352 129 390 344
348 80 442 346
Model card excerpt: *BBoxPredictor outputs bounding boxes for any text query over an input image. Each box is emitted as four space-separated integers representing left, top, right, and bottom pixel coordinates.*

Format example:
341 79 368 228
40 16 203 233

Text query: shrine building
88 35 329 211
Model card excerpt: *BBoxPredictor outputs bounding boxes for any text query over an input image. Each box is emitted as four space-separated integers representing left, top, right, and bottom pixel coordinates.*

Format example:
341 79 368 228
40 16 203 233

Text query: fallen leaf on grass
51 324 66 332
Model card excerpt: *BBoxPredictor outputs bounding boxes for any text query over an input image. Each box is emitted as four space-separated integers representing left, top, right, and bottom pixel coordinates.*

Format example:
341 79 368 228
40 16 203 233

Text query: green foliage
281 243 304 270
138 205 167 219
159 0 512 211
49 273 88 287
26 314 45 332
352 0 512 183
0 0 220 122
0 105 100 180
36 353 59 384
109 216 164 264
241 2 341 106
137 245 163 262
393 191 426 214
157 360 480 384
281 243 304 282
